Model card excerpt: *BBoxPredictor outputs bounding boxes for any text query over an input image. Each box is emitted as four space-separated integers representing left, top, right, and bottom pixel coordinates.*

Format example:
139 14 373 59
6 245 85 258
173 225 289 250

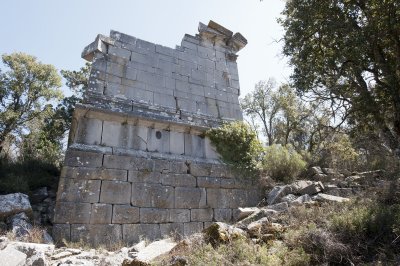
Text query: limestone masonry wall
53 21 263 246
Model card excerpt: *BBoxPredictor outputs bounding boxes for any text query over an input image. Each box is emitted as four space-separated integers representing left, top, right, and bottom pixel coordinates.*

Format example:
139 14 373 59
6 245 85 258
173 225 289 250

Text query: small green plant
207 121 264 178
262 144 306 183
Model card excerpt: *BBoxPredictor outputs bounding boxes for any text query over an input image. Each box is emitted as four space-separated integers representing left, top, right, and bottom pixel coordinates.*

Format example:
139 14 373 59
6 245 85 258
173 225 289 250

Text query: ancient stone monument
53 21 263 246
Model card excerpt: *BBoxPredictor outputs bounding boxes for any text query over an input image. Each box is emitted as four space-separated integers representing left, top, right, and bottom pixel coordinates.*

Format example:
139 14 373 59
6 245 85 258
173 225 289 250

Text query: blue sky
0 0 290 97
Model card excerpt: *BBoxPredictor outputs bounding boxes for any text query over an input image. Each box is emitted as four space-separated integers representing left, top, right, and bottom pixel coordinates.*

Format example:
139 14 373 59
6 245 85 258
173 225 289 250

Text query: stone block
131 183 174 208
103 154 154 171
90 203 112 224
100 181 131 204
184 222 203 236
147 128 170 153
206 188 232 208
154 159 170 173
169 209 190 223
162 173 196 187
108 46 131 61
210 164 228 177
189 162 212 176
220 178 235 189
191 135 205 157
129 170 162 183
123 224 161 244
230 189 250 208
130 126 148 151
204 137 219 159
68 167 128 181
197 177 221 188
154 93 176 109
214 209 232 222
112 205 140 224
170 161 189 174
140 208 169 223
75 117 102 145
175 187 206 208
64 150 103 168
71 224 122 247
191 208 213 222
57 178 101 203
52 224 71 243
170 132 185 155
101 120 131 147
53 202 91 224
0 246 27 266
160 223 184 238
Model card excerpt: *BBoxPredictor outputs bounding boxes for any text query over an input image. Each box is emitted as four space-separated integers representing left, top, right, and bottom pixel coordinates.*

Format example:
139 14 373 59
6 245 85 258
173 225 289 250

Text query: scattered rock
25 251 47 266
289 180 313 194
309 166 323 175
299 181 324 195
325 188 354 198
313 193 350 203
235 207 259 221
135 238 177 263
290 194 312 206
122 258 150 266
8 212 33 238
30 188 48 204
0 245 27 266
267 185 292 205
0 193 32 219
203 222 246 246
280 194 297 203
267 202 289 212
169 255 188 266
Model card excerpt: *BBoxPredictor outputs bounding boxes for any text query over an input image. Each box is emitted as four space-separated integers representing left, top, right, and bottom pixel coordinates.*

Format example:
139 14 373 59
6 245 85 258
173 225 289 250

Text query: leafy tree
0 53 62 155
279 0 400 156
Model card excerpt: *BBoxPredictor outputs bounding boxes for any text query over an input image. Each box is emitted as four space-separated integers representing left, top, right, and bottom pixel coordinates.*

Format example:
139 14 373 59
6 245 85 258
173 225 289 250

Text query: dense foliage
207 121 264 177
279 0 400 156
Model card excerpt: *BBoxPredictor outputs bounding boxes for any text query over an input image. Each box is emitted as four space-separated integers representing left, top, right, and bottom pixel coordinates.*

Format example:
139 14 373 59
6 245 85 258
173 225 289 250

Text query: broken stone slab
235 207 259 221
312 193 350 203
290 194 312 207
309 166 323 176
203 222 246 246
266 185 292 205
0 193 32 219
312 173 329 182
9 241 55 257
134 238 177 263
8 212 33 238
325 188 354 198
299 181 324 195
280 194 297 203
0 245 27 266
235 208 278 228
25 251 47 266
289 181 313 194
267 202 289 212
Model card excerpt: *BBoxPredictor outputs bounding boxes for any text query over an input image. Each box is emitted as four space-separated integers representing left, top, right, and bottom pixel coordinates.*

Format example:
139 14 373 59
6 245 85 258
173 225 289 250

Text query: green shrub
262 144 307 183
207 121 264 178
0 158 60 194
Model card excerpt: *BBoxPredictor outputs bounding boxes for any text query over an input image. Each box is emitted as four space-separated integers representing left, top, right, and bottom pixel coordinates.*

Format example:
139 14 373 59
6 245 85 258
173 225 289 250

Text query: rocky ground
0 166 393 265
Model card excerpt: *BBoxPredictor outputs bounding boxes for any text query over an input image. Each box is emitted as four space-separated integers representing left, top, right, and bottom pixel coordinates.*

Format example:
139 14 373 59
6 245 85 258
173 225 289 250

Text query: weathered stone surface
0 245 27 266
290 194 312 206
189 162 211 176
52 224 71 243
123 224 161 244
100 181 131 204
299 181 325 195
140 208 169 223
0 193 31 219
57 178 101 203
169 209 190 223
54 202 91 224
64 150 103 168
313 193 350 203
197 177 221 188
135 238 177 263
112 205 140 224
213 208 232 222
267 202 288 212
162 174 196 187
206 188 231 208
71 224 122 247
175 187 206 209
90 203 112 224
160 223 184 238
183 222 203 236
309 166 323 175
132 183 174 208
266 186 292 205
8 212 32 238
191 208 213 222
129 170 162 183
